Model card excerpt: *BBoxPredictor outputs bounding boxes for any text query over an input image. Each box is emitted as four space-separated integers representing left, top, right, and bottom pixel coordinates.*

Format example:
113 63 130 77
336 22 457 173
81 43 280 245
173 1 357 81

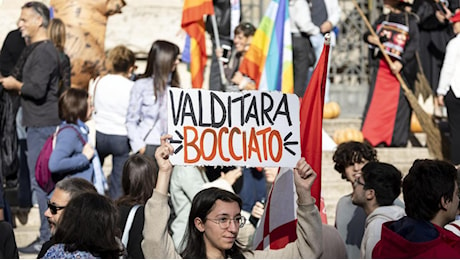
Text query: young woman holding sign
141 134 322 259
126 40 181 165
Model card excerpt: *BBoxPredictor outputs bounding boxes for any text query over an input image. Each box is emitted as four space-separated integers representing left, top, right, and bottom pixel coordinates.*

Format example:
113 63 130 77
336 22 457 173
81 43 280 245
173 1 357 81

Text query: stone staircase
321 117 433 224
14 207 41 259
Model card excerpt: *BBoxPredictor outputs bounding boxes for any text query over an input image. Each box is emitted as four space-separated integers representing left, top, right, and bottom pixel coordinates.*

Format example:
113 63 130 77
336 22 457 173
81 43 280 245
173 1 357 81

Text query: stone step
13 207 40 259
323 117 429 148
323 118 362 136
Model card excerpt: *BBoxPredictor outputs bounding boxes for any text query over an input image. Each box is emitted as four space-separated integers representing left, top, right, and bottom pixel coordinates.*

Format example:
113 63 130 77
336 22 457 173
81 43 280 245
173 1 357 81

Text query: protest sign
168 88 300 167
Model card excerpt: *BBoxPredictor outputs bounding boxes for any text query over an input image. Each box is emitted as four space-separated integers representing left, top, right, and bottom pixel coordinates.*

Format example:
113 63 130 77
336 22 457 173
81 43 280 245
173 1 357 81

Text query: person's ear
194 217 205 232
440 196 451 211
128 65 136 75
33 15 43 27
365 189 375 201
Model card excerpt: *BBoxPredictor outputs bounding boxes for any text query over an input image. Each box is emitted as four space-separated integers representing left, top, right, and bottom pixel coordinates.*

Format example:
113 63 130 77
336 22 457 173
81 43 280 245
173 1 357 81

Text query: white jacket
437 34 460 98
289 0 320 36
361 205 406 258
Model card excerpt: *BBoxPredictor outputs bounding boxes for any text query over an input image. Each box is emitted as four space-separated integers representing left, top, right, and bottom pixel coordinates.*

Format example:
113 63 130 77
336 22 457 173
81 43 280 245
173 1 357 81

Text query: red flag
181 0 214 88
300 35 331 212
252 35 332 250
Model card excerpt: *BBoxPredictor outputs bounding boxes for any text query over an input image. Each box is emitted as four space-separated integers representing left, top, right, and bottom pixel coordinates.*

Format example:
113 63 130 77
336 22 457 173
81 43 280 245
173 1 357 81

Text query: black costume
362 11 419 147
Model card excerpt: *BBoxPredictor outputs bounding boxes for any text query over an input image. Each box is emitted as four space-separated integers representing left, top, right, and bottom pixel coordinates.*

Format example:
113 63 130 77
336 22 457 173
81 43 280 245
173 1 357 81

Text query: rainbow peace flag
181 0 214 89
238 0 293 93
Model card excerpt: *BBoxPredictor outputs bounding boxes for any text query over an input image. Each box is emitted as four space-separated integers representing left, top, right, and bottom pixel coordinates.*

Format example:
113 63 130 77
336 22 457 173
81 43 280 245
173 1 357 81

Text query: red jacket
373 217 460 258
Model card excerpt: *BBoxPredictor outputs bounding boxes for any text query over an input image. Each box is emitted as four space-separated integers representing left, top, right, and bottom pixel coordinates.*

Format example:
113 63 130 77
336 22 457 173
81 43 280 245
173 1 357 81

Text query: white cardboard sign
167 88 300 167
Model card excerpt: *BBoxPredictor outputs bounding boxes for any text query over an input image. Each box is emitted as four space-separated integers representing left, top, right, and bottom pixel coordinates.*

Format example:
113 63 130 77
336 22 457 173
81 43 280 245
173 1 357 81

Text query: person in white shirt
308 0 341 103
92 45 136 199
289 0 320 97
437 11 460 166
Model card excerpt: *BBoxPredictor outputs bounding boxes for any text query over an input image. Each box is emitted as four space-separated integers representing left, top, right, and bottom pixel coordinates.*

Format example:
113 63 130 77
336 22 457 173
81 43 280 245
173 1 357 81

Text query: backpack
35 125 85 194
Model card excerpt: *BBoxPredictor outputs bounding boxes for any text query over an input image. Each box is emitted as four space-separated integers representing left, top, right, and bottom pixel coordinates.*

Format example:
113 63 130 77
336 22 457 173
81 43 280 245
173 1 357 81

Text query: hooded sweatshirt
361 205 406 258
373 216 460 258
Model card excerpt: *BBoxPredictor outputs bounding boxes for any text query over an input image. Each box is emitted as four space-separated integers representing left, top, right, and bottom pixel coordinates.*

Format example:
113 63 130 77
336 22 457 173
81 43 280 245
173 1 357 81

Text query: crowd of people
1 0 460 258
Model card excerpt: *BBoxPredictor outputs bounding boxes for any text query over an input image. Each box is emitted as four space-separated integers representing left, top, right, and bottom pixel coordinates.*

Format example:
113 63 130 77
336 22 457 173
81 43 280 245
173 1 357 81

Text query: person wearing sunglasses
42 192 122 258
37 178 97 258
142 135 322 258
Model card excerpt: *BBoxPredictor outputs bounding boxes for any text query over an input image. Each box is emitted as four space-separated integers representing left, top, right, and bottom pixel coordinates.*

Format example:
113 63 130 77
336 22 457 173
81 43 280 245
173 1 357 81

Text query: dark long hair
140 40 180 98
180 188 248 259
116 154 158 206
53 193 122 258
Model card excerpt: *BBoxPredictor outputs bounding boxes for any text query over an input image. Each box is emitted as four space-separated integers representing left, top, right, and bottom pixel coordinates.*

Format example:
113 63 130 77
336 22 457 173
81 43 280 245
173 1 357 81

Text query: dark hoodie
373 216 460 258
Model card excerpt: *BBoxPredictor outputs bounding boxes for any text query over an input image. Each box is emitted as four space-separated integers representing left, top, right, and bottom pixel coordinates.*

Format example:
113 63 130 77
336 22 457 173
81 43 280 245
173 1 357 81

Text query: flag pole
210 15 228 86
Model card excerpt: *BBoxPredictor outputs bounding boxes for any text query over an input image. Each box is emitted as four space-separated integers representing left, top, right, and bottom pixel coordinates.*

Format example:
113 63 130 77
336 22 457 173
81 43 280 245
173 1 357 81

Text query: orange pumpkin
333 128 364 144
323 101 341 119
410 113 423 133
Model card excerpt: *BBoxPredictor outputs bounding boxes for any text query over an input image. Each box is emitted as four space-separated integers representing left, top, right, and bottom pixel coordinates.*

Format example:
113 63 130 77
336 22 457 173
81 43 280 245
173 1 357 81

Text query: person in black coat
0 28 27 225
0 220 19 258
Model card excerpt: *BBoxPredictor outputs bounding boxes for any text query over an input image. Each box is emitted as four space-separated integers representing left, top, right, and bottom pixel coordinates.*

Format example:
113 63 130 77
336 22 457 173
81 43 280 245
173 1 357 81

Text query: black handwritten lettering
261 92 274 125
170 89 184 125
245 95 260 126
231 95 244 127
198 91 211 127
227 96 232 127
273 94 292 126
181 93 197 126
210 92 226 128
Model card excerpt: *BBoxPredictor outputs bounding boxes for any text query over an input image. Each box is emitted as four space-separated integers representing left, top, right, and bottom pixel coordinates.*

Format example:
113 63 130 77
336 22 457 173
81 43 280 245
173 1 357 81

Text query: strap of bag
92 76 102 114
121 205 142 247
143 114 161 141
56 125 86 146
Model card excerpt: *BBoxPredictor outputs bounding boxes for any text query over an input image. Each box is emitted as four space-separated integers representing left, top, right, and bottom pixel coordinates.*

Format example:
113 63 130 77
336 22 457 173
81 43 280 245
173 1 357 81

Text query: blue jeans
238 168 267 212
95 131 130 200
17 108 32 208
27 126 56 241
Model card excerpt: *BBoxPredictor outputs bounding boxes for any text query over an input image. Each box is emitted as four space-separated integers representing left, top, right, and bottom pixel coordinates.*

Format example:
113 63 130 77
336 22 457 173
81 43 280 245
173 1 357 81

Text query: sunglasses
47 200 66 215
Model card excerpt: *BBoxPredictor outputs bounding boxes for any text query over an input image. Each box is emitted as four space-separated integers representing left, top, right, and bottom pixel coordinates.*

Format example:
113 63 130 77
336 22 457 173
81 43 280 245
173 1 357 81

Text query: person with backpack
42 192 123 258
48 88 100 188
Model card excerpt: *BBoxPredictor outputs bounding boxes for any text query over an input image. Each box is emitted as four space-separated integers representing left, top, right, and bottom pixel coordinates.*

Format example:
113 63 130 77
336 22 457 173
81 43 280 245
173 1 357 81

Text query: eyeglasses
47 200 66 215
206 216 246 229
354 177 365 187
